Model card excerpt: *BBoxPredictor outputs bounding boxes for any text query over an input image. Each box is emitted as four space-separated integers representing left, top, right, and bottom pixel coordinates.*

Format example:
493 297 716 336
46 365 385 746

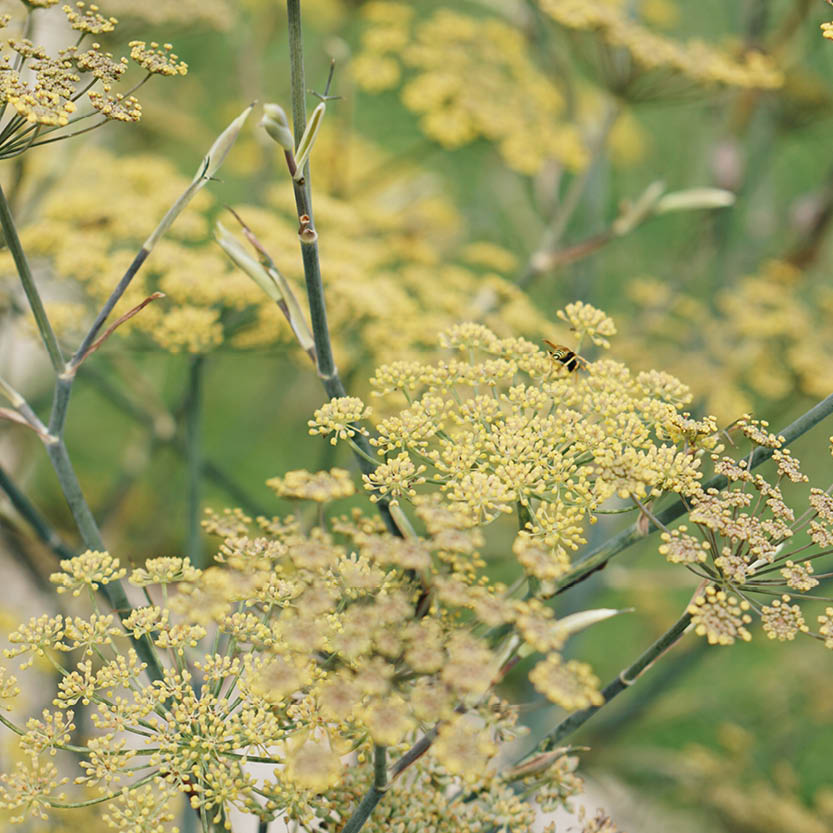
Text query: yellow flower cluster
621 261 833 422
128 41 188 77
352 4 587 174
0 479 601 828
315 310 714 587
267 467 356 502
557 300 617 348
6 126 552 359
541 0 783 92
49 550 127 596
688 586 752 646
528 656 604 710
0 2 185 155
657 418 833 647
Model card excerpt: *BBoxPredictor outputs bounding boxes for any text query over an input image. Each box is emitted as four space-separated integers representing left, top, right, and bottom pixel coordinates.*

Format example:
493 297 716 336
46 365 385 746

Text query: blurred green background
2 1 833 830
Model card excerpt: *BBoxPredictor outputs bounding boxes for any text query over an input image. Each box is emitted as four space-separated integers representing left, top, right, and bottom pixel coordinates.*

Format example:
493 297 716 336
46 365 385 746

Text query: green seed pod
260 103 294 151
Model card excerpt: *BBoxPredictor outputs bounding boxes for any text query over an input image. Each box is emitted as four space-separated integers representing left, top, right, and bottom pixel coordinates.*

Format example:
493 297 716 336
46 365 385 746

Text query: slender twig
0 119 108 158
220 208 316 362
74 292 166 367
389 727 438 780
0 376 48 434
69 104 252 377
517 101 620 290
46 771 160 809
554 391 833 595
68 248 152 375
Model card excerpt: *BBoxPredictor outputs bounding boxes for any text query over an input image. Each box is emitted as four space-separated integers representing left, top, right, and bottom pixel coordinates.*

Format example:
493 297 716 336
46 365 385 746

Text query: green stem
374 744 388 789
0 182 64 371
284 0 399 537
286 0 307 151
0 463 76 560
44 438 105 550
185 355 205 568
341 745 389 833
43 437 165 681
555 391 833 595
537 611 692 754
48 372 73 436
46 771 160 809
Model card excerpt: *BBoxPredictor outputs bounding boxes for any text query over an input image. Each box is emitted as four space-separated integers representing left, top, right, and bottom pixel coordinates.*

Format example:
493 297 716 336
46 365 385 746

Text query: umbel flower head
312 306 714 578
0 2 186 159
0 476 600 828
620 260 833 423
352 4 587 174
540 0 783 100
659 426 833 648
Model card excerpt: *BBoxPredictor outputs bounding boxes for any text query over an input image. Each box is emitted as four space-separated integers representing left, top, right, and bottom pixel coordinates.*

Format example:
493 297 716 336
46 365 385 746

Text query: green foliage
1 2 833 832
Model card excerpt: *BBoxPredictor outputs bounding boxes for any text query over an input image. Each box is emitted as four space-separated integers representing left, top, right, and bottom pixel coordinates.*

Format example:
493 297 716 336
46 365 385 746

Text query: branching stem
499 609 693 777
555 392 833 595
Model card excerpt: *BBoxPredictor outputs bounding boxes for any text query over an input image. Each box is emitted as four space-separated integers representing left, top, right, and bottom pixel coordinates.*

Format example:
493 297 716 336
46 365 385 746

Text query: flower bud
293 101 326 180
260 103 294 151
143 104 252 251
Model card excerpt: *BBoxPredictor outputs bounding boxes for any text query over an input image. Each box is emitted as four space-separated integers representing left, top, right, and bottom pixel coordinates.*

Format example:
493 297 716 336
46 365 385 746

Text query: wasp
543 339 585 373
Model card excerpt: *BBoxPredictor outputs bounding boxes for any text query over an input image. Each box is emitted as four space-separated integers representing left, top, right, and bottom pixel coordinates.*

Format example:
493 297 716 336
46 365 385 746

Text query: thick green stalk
285 0 337 384
555 391 833 595
300 236 339 387
286 0 307 151
341 745 388 833
44 441 105 551
48 372 73 436
284 0 398 536
0 182 64 371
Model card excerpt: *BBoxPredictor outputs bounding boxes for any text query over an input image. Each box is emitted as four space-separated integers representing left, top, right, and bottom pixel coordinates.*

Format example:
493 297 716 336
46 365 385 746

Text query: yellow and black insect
543 339 585 373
